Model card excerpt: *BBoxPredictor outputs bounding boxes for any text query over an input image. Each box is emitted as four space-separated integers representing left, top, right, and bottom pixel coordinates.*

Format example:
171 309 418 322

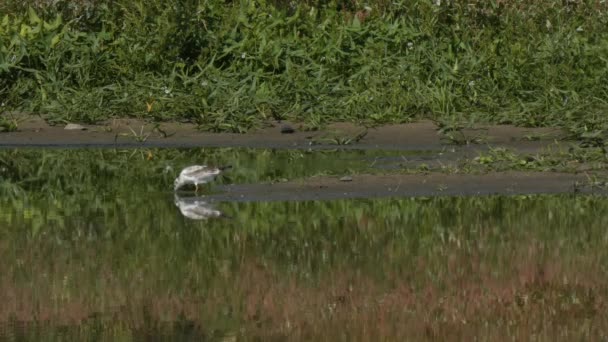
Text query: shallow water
0 148 415 194
1 148 608 339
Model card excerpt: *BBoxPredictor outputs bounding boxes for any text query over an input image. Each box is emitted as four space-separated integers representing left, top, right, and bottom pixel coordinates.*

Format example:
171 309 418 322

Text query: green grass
1 0 608 141
0 112 19 132
459 145 608 175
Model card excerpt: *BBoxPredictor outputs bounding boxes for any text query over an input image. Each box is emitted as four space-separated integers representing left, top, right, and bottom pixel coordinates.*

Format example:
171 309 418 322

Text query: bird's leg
195 184 199 194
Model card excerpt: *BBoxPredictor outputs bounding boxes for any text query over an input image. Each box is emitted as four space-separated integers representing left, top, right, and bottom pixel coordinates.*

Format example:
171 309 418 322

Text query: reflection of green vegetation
2 193 608 339
5 193 608 282
0 148 404 196
2 1 608 143
2 147 607 201
3 148 608 339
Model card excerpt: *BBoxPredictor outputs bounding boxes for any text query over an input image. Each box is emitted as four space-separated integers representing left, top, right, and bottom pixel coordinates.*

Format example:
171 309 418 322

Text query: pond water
1 148 608 340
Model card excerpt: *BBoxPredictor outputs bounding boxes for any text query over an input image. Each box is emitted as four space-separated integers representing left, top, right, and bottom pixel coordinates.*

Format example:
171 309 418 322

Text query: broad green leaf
19 23 31 37
28 7 41 25
50 34 61 48
44 14 63 31
1 14 9 29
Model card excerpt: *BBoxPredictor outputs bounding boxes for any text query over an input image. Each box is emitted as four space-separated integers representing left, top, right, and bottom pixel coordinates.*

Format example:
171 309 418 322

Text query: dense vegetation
1 0 608 137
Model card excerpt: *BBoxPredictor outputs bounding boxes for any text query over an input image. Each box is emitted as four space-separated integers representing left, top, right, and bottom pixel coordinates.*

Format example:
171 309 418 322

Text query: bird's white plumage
174 165 230 191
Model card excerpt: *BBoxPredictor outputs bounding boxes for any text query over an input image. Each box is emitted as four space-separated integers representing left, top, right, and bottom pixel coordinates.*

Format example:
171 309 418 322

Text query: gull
174 165 232 192
174 194 224 220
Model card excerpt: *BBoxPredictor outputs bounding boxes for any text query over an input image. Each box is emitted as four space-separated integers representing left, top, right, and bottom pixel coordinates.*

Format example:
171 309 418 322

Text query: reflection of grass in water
0 148 408 197
2 252 603 340
1 194 608 339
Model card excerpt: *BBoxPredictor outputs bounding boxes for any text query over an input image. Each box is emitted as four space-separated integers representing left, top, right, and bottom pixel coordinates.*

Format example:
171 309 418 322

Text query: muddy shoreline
175 172 605 203
1 115 565 152
5 115 602 199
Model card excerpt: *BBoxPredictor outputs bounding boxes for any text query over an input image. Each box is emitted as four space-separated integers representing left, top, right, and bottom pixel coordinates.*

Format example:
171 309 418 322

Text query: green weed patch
1 0 608 138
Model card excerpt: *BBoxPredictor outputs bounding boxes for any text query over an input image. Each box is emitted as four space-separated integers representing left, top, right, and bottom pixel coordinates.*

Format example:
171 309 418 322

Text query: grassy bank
1 0 608 138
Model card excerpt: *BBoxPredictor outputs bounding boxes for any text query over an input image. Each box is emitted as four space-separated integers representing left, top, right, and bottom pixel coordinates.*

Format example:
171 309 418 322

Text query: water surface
1 148 607 340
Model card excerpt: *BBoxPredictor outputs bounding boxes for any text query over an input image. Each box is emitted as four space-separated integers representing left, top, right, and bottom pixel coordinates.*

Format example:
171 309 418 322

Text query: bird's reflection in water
174 194 225 220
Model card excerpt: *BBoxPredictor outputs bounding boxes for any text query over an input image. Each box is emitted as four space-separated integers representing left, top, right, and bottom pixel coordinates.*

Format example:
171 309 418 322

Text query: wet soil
1 115 564 152
4 115 601 199
186 172 602 202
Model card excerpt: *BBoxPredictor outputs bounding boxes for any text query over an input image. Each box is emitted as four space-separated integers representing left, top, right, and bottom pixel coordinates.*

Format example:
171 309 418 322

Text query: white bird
174 194 224 220
174 165 232 192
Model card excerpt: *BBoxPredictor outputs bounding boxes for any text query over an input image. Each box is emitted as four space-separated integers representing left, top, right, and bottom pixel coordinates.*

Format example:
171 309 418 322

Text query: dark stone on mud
280 124 295 134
